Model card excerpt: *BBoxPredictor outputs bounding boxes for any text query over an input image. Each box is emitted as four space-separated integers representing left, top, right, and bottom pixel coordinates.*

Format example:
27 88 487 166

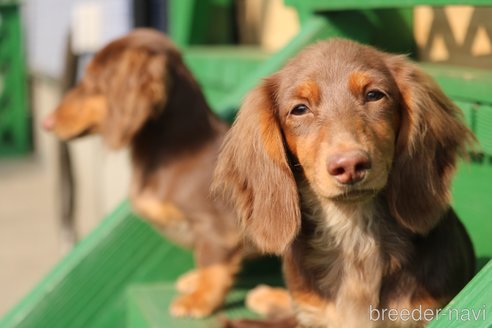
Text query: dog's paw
246 285 292 316
175 269 200 294
170 293 216 318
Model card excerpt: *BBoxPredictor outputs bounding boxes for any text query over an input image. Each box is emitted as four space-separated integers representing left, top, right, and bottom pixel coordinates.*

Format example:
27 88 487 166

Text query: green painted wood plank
422 64 492 104
168 0 196 47
0 202 194 328
127 284 257 328
168 0 235 47
453 161 492 262
286 0 492 11
0 4 30 156
476 105 492 155
183 46 270 111
453 100 475 130
126 257 283 328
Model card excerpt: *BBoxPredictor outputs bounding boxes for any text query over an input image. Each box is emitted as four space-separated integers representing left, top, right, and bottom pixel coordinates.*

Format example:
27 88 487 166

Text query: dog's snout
327 150 371 185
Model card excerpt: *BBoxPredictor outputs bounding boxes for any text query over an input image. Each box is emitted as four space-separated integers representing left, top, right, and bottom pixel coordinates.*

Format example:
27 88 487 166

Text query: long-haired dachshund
214 39 476 327
44 29 246 318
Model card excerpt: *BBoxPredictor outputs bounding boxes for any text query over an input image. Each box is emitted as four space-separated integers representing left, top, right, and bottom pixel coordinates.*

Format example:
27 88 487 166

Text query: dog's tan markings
170 264 235 318
245 285 293 317
133 197 185 225
295 80 320 105
348 71 371 97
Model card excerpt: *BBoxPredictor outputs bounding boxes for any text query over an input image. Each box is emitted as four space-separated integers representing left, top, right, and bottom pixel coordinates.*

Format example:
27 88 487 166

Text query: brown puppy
214 39 475 327
44 29 246 318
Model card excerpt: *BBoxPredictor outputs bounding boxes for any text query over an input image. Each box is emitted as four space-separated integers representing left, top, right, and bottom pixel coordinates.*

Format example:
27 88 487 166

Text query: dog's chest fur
292 192 409 327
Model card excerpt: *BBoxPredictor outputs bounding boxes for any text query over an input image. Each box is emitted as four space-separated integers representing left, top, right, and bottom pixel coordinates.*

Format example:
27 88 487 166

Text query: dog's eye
290 104 309 116
365 90 385 102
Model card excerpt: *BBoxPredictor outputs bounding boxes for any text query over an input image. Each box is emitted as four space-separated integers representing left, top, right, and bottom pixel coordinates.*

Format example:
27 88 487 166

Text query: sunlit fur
215 39 475 328
45 29 254 318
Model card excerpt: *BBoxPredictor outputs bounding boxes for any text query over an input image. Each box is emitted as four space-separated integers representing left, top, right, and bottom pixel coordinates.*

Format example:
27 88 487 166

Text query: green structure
1 1 492 327
0 1 29 156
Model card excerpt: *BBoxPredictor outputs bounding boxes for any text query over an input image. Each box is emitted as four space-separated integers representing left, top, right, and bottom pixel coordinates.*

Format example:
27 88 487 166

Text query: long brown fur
214 39 475 327
44 29 251 318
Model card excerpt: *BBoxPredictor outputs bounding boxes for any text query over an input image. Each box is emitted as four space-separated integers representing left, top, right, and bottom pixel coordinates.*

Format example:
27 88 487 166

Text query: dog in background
44 29 247 318
214 39 475 327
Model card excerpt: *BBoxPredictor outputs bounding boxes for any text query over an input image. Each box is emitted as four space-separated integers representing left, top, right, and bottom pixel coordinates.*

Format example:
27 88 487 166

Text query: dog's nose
43 115 56 131
327 150 371 185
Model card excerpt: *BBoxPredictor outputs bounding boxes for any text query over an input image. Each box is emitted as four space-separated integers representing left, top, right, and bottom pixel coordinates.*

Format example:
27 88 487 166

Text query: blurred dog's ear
385 55 474 234
102 49 168 148
213 78 301 254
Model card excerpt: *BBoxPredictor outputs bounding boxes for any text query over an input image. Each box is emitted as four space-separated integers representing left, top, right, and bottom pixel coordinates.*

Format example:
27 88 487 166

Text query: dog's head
214 39 473 254
43 29 180 149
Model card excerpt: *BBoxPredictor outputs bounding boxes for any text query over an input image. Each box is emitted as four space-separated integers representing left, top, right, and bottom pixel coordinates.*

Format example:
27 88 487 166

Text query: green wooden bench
1 1 492 327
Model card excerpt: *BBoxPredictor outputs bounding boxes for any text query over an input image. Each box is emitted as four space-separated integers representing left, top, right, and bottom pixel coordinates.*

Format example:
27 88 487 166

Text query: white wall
25 0 133 243
23 0 132 78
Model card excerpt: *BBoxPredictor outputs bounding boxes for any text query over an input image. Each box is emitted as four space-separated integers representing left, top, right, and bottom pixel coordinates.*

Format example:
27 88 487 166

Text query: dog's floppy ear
385 55 474 234
102 49 168 148
213 78 300 254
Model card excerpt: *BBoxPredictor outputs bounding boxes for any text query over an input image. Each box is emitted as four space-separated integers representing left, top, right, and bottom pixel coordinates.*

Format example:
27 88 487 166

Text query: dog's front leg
170 236 242 318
